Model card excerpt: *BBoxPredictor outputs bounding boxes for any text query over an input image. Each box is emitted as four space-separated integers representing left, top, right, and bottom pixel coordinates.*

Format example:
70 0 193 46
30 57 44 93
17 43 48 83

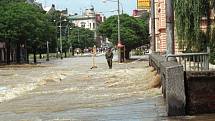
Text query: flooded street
0 55 215 121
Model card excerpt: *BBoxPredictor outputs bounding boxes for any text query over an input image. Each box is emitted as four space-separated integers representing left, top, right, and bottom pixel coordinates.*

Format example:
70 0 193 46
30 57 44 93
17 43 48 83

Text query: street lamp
102 0 122 62
67 26 73 56
54 14 67 59
59 14 65 59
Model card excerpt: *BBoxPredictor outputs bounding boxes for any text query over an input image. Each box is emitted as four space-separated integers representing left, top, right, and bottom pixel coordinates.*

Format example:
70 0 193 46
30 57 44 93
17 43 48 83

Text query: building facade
151 0 180 54
69 7 105 31
68 6 106 47
43 4 56 14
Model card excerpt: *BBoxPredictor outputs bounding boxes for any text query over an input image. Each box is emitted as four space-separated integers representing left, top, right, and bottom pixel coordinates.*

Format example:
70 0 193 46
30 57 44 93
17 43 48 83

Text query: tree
97 14 149 59
68 27 95 52
174 0 215 63
0 1 56 64
174 0 206 52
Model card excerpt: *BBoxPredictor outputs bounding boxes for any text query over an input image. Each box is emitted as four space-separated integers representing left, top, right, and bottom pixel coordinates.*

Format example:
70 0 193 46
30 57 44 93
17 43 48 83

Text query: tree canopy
174 0 215 63
68 27 95 50
98 14 149 52
174 0 215 52
0 1 55 43
0 0 56 63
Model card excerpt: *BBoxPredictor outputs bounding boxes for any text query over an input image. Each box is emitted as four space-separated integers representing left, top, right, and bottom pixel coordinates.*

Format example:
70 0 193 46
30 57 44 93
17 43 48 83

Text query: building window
90 23 92 29
81 22 86 28
93 23 95 29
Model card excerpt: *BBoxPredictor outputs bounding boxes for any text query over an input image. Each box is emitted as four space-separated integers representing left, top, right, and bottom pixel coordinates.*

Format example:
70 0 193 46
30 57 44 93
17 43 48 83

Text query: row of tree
0 0 150 64
0 0 56 63
0 0 95 64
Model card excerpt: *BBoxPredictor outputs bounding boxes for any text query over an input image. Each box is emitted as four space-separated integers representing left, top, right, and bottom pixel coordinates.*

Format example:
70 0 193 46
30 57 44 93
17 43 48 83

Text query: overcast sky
36 0 136 16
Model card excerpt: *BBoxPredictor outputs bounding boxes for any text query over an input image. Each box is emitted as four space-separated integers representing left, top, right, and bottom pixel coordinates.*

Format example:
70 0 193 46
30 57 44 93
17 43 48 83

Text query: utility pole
150 0 156 52
102 0 122 62
94 10 97 46
60 14 63 59
117 0 121 62
166 0 175 56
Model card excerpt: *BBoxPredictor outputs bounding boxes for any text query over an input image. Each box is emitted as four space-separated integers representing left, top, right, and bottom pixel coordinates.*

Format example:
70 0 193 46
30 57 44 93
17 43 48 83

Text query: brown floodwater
0 55 214 121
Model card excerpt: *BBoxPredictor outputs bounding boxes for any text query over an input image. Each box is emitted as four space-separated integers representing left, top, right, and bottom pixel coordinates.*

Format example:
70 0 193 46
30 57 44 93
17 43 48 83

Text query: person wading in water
105 48 113 69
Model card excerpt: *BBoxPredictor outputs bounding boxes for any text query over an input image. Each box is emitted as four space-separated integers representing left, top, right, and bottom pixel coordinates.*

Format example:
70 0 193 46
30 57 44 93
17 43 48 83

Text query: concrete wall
149 53 165 73
185 71 215 115
149 53 215 116
160 61 186 116
149 54 186 116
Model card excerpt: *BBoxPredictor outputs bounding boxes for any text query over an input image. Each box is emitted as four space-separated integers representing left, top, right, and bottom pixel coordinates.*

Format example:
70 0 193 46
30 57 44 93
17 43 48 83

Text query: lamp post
59 14 63 59
166 0 175 55
102 0 122 62
117 0 121 62
54 14 67 60
151 0 156 52
54 14 63 59
67 26 72 56
53 19 58 58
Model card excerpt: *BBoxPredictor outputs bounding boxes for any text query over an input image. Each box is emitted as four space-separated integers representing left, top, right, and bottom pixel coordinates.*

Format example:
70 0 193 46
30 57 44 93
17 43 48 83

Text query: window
93 23 95 29
81 22 86 28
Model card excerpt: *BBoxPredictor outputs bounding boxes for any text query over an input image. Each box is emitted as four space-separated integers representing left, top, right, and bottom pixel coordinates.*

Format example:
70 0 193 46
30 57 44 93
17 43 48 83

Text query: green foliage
97 14 149 51
210 50 215 64
68 27 95 50
0 0 25 5
133 49 143 56
174 0 215 63
0 1 56 52
174 0 214 52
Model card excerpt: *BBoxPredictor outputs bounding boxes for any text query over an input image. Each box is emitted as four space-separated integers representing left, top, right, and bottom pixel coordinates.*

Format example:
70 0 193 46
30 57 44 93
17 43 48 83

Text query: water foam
0 71 69 103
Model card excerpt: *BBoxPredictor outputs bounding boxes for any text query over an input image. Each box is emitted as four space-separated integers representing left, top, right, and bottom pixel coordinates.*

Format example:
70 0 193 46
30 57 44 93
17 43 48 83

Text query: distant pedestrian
105 48 113 69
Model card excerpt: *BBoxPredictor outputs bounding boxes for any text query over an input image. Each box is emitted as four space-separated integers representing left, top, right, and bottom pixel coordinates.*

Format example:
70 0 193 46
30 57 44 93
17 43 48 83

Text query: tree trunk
24 40 29 63
125 49 130 60
39 53 42 59
16 43 21 64
3 48 6 63
120 48 124 62
26 49 29 64
33 50 37 64
64 51 67 58
72 48 75 56
6 40 10 64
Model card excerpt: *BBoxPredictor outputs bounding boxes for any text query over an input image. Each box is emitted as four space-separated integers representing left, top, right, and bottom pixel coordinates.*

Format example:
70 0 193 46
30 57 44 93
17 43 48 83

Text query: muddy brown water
0 56 214 121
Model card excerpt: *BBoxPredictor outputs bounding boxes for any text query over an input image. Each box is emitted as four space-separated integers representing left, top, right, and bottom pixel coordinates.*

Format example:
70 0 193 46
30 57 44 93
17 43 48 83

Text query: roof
44 6 52 12
68 15 95 20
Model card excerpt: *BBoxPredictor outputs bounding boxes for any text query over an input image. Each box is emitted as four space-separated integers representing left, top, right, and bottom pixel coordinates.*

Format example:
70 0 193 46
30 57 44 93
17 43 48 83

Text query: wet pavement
0 55 215 121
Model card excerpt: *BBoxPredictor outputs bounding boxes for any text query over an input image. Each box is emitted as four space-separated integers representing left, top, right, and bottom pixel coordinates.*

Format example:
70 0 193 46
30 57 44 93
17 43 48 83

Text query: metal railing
166 53 209 71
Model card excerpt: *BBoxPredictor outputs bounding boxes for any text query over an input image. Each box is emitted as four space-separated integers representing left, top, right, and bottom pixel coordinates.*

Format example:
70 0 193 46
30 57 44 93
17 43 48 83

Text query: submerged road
0 55 214 121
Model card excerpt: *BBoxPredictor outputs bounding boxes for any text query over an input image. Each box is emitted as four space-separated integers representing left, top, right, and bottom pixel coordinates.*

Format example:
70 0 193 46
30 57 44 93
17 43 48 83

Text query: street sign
137 0 150 10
